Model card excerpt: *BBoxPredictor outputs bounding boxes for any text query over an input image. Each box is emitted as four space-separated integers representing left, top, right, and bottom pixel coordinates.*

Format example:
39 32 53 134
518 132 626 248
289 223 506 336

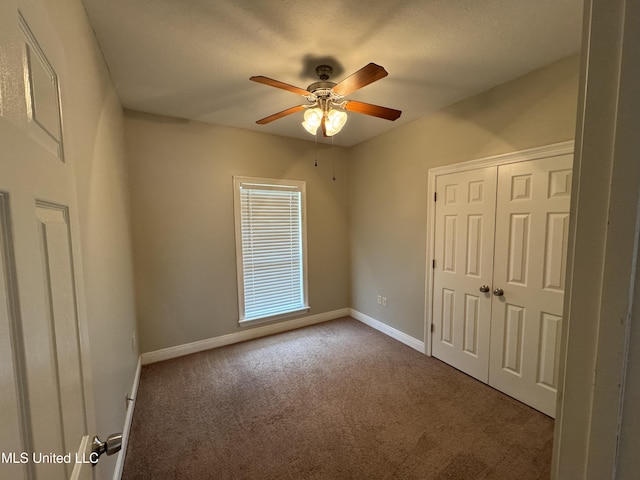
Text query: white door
1 2 94 479
430 153 572 416
488 155 572 417
431 167 497 382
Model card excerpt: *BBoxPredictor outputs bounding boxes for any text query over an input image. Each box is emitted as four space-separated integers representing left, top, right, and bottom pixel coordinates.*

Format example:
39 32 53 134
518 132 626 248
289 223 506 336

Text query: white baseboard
112 357 142 480
349 309 425 353
140 308 350 365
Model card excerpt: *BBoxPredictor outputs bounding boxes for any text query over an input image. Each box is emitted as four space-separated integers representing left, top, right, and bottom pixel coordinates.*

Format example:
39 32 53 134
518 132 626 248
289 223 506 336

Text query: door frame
424 140 575 356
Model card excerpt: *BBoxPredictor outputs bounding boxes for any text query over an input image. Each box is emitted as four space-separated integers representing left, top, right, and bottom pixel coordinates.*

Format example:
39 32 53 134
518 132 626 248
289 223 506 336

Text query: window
233 177 309 324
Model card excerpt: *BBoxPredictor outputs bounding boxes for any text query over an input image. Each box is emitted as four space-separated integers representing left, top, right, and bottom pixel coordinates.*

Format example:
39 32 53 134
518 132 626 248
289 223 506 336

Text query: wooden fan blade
332 63 388 96
250 76 310 96
256 105 305 124
344 100 402 121
321 115 327 137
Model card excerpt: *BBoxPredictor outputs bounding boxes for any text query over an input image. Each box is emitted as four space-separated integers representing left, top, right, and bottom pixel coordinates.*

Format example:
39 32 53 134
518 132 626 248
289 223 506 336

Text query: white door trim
424 141 574 356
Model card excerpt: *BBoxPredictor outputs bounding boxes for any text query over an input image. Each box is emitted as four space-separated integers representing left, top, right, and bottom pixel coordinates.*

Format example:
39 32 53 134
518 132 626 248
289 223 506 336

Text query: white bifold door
431 154 572 417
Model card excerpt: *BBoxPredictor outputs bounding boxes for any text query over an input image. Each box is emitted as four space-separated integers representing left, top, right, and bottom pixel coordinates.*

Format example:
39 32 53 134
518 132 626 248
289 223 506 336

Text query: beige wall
349 55 580 340
125 55 579 352
125 113 350 353
34 1 139 479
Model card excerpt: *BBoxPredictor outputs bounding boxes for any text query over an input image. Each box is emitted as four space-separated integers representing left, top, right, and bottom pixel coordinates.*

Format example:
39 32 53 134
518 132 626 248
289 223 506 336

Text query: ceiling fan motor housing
307 81 336 93
307 65 337 94
315 65 333 80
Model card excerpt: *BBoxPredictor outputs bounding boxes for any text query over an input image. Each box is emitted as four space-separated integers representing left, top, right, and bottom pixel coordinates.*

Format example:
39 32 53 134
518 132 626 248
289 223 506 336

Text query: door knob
479 285 490 293
91 433 122 465
493 288 504 296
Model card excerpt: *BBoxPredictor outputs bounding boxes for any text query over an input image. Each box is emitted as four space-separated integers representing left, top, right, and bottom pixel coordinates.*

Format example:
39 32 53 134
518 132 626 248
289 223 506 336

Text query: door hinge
430 324 435 333
432 259 436 269
434 192 437 202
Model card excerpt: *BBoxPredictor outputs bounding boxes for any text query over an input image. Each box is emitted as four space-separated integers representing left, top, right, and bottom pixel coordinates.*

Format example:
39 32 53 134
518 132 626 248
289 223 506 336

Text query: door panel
432 167 497 382
502 303 525 375
543 213 570 291
35 202 87 478
463 294 479 355
489 154 573 417
537 312 562 389
506 213 530 285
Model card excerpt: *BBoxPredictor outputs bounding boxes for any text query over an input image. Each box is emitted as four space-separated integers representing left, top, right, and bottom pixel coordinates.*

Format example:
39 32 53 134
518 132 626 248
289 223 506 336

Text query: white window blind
234 177 309 323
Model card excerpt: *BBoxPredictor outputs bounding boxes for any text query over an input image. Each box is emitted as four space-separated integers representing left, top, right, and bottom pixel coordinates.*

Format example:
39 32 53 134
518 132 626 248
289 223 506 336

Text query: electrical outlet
377 295 382 305
131 332 136 350
382 297 387 307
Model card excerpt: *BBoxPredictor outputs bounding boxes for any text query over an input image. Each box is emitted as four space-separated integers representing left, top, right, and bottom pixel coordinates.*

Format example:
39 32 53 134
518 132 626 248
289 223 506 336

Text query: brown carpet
122 317 553 479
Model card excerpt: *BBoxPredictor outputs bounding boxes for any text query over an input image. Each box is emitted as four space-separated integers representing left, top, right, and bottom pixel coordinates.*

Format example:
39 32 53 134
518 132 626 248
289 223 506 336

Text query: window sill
239 306 311 327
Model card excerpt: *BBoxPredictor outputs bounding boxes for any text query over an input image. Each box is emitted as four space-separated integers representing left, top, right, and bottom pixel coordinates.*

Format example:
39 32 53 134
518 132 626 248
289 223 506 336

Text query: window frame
233 176 309 325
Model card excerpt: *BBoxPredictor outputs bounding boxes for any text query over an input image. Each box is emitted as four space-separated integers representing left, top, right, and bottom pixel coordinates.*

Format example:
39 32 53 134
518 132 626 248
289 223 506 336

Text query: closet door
489 154 572 417
432 167 497 382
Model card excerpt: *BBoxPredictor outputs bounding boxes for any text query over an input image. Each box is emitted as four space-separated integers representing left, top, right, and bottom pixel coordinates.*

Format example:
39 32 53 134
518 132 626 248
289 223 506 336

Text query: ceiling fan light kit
250 63 401 138
302 102 348 136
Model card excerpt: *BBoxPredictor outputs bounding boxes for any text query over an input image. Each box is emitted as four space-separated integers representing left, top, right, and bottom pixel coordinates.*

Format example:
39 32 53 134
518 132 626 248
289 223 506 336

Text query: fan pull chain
314 130 318 167
331 135 336 181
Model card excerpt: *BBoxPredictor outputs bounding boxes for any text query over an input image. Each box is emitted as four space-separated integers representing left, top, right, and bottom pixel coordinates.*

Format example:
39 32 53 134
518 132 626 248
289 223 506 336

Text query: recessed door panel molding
468 180 484 203
507 213 530 286
441 288 455 345
548 169 572 198
428 143 573 418
444 184 458 205
19 12 65 162
502 304 525 375
466 215 482 277
537 312 562 390
511 174 532 201
36 201 87 459
463 294 479 356
443 215 457 273
543 213 569 292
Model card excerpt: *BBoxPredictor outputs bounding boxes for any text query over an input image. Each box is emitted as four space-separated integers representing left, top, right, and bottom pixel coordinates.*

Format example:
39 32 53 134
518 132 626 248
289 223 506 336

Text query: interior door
488 155 572 417
0 2 94 479
431 167 497 382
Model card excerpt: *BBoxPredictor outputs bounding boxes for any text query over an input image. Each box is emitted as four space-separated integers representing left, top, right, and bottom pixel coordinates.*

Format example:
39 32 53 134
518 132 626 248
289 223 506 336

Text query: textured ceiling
81 0 584 147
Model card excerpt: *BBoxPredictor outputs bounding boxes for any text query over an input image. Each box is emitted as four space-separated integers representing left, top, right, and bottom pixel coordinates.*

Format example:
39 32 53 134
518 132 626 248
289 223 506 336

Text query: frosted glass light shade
325 109 347 136
302 108 322 135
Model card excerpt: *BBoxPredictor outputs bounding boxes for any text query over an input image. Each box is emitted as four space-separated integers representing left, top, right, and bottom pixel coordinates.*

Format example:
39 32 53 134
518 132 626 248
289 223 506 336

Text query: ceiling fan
250 63 402 137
